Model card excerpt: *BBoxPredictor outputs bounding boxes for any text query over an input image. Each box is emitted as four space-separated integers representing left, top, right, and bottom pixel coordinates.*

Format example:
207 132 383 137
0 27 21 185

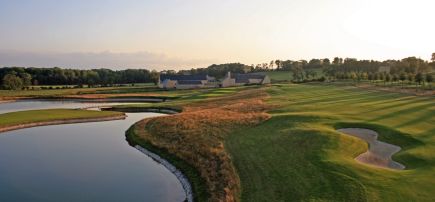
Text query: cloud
0 50 214 70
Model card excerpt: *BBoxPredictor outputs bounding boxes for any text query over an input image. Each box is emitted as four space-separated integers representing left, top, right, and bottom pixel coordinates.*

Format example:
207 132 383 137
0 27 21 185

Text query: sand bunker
337 128 405 170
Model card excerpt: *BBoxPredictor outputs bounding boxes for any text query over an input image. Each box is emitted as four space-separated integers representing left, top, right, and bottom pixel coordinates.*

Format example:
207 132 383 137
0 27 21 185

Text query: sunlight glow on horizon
0 0 434 69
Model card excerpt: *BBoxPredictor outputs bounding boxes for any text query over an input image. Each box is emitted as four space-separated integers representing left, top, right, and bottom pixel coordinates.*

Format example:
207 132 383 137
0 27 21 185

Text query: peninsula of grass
0 109 125 133
126 83 434 201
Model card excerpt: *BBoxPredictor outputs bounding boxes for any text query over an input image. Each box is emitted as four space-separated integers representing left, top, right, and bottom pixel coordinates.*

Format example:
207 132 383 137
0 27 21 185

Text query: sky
0 0 434 70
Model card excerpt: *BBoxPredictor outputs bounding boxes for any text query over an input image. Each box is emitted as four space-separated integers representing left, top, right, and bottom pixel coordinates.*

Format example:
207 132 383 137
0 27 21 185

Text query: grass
108 86 261 111
3 82 433 201
129 82 434 201
0 84 259 103
0 109 123 128
129 87 271 201
126 126 210 202
225 83 435 201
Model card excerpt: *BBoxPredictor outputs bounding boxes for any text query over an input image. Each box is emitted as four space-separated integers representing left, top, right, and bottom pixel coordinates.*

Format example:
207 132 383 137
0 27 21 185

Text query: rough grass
0 109 123 127
225 83 435 201
131 88 271 201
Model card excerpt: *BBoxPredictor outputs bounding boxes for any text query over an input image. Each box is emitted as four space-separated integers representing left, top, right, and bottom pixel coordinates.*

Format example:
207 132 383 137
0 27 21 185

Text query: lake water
0 101 185 202
0 99 152 114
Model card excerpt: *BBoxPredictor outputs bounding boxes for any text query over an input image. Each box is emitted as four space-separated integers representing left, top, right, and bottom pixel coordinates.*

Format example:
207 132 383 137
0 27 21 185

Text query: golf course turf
131 83 434 201
1 83 434 201
225 83 433 201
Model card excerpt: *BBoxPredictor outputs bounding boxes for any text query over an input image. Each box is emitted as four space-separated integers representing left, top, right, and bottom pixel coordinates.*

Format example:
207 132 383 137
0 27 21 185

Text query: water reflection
0 101 185 202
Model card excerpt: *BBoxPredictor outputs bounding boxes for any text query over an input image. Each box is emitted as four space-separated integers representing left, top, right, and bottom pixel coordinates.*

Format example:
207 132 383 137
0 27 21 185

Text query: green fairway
0 109 123 128
107 85 259 110
226 83 435 201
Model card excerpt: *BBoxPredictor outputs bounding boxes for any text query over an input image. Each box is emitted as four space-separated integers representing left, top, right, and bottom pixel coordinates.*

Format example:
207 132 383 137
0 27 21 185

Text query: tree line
0 67 159 90
321 56 434 88
177 54 434 83
2 53 434 90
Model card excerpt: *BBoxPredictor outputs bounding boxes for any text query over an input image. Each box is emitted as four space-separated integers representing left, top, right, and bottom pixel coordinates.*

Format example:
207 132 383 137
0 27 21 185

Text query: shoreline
0 100 15 104
1 95 173 103
0 114 127 133
0 101 198 201
134 145 193 202
101 106 181 114
125 122 207 202
0 108 196 200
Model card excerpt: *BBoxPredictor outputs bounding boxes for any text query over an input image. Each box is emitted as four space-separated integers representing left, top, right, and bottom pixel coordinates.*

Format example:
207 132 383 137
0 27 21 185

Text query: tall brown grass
133 88 270 202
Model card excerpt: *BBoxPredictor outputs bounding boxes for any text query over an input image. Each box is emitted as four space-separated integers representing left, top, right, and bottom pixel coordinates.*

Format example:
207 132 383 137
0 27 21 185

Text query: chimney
227 72 231 78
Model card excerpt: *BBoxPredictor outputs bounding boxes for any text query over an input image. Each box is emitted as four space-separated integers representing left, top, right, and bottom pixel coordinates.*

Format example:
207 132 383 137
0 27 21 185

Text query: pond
0 101 185 202
0 98 160 114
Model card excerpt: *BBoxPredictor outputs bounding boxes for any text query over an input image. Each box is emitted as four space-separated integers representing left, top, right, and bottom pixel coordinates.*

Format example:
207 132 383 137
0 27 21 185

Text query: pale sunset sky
0 0 434 70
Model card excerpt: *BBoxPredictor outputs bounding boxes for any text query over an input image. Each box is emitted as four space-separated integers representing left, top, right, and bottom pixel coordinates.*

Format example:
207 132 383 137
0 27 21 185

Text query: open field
226 83 434 201
127 83 434 201
0 109 124 129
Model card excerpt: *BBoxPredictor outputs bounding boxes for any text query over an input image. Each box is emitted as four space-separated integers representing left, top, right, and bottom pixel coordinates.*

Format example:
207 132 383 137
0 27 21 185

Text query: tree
426 74 433 89
305 69 317 79
307 59 322 69
20 72 32 88
378 72 384 81
350 72 357 82
415 72 423 85
269 60 275 70
368 73 373 82
291 66 305 82
407 73 414 84
399 72 406 87
150 70 159 85
274 60 282 70
392 74 399 82
332 57 342 65
2 74 23 90
432 53 435 62
385 73 391 84
322 58 330 66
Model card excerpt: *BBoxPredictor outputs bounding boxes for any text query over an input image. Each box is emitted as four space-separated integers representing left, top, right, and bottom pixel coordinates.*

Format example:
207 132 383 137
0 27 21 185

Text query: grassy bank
129 87 270 201
0 109 124 129
126 125 209 201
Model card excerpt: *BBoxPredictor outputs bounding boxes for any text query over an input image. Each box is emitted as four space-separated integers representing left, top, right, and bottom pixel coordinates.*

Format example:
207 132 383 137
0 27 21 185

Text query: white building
221 72 271 87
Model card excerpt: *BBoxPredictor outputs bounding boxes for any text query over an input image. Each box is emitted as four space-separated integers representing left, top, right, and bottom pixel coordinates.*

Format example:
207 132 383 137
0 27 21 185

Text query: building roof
232 73 266 83
160 74 208 82
177 80 203 85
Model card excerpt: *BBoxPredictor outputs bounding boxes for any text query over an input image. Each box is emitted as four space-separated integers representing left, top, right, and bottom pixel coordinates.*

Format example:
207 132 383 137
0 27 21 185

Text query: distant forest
0 68 160 90
1 53 434 90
